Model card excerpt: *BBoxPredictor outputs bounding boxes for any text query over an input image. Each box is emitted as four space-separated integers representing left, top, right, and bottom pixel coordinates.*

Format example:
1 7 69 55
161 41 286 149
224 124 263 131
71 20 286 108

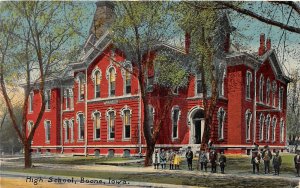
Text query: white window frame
121 62 132 96
45 89 51 111
259 113 265 141
195 73 203 96
92 111 101 140
266 79 271 105
44 120 51 143
171 106 181 139
76 113 85 141
120 105 132 140
92 67 102 99
245 109 252 141
265 114 271 141
280 118 285 143
272 116 277 142
69 119 74 143
106 65 116 97
217 107 226 140
278 87 284 110
106 108 116 140
76 73 85 101
63 119 70 143
259 74 264 103
27 121 33 137
219 69 226 97
272 81 277 107
28 92 34 113
245 71 252 99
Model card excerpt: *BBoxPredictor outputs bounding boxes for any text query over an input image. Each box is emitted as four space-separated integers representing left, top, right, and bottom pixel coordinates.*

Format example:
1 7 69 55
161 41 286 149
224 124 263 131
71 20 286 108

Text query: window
94 70 101 98
245 109 252 141
65 89 70 110
93 111 101 140
64 120 70 142
45 89 51 110
265 115 271 141
28 92 34 112
266 79 271 105
245 71 252 99
77 74 85 101
279 87 283 110
44 120 51 143
27 121 33 137
172 107 180 139
77 113 85 140
148 105 154 135
219 69 226 97
70 119 74 143
107 110 115 140
280 119 284 143
272 81 277 107
146 76 154 92
196 73 203 95
123 109 131 139
259 75 264 102
218 108 226 140
109 68 116 96
124 65 131 95
272 117 277 142
259 113 265 141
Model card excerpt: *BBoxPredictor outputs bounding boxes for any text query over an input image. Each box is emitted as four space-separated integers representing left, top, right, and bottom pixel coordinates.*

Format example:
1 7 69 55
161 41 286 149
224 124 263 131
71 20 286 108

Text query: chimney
90 1 114 39
224 33 230 53
258 33 265 56
185 32 191 54
266 38 271 51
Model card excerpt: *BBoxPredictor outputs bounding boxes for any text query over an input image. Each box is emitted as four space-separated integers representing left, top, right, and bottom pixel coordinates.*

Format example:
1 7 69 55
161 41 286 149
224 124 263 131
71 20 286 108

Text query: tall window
95 70 101 98
45 89 51 110
124 65 131 95
219 69 226 97
272 81 277 107
64 120 70 142
245 109 252 141
77 113 84 140
123 109 131 139
28 92 34 112
280 119 285 143
148 105 154 135
272 117 277 142
27 121 33 137
44 120 51 143
107 110 115 139
196 73 203 95
218 108 226 140
259 75 264 102
279 87 283 110
259 113 265 141
266 79 271 105
109 68 116 96
70 119 74 143
78 75 85 101
172 107 180 139
246 71 252 99
93 112 101 140
265 115 271 141
65 89 70 110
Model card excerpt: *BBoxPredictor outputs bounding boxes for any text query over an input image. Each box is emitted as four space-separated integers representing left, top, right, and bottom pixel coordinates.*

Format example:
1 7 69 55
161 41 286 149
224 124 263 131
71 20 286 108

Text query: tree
0 1 87 168
287 68 300 143
111 2 188 166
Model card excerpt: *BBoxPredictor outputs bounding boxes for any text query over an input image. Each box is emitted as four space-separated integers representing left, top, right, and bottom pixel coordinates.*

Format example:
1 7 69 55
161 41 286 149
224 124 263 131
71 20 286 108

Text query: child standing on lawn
174 151 181 170
219 151 227 174
272 150 282 175
199 150 208 172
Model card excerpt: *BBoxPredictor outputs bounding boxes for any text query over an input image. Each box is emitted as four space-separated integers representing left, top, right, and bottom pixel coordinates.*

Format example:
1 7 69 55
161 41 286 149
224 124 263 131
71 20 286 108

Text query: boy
272 150 282 175
219 151 227 174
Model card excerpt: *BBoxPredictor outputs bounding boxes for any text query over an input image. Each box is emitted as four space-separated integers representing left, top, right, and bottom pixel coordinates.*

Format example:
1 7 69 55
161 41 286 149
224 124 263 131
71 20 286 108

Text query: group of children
152 147 227 174
251 144 300 177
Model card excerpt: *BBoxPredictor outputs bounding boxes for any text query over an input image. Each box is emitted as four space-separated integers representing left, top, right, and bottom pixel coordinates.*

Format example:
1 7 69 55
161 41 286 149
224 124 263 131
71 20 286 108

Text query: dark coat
186 150 193 160
272 155 282 166
294 155 300 168
219 154 226 166
262 150 272 161
209 151 217 163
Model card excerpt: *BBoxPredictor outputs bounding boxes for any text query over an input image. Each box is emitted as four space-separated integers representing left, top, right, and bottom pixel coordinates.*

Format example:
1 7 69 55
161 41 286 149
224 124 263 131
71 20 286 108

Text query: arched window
107 109 115 140
272 81 277 107
259 75 264 102
122 63 132 95
27 121 33 137
195 73 203 96
94 70 101 98
278 87 284 110
92 111 101 140
266 79 271 105
245 71 252 99
171 106 180 139
265 114 271 141
121 106 132 139
76 113 85 140
108 67 116 96
259 113 265 141
280 119 285 143
44 120 51 143
64 120 70 142
76 73 85 101
45 89 51 110
69 119 74 143
245 109 252 141
219 69 226 97
28 92 34 112
272 116 277 142
218 107 226 140
148 105 155 135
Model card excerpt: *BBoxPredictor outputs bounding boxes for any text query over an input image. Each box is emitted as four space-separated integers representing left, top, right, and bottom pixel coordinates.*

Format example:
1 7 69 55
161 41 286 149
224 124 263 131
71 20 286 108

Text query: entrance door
194 120 201 144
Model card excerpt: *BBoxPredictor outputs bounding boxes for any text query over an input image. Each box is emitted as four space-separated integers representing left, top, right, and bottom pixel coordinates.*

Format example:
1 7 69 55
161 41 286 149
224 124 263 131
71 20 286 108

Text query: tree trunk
24 141 32 168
